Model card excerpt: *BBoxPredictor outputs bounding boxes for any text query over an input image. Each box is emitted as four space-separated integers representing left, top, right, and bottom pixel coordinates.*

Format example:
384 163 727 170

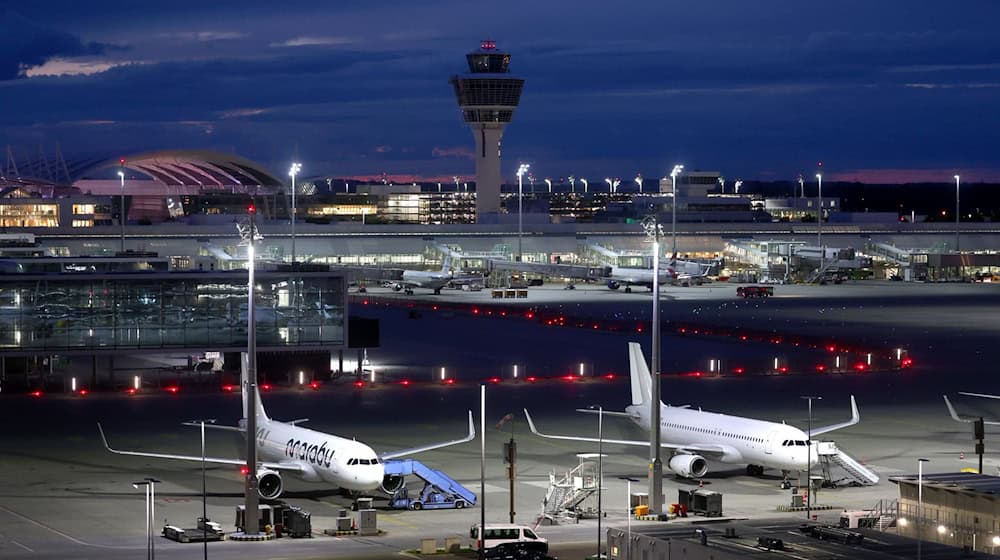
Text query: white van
470 524 548 551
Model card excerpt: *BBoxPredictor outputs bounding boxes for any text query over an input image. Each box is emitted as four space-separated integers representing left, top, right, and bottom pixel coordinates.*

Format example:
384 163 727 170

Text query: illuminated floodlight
513 364 518 379
440 367 446 381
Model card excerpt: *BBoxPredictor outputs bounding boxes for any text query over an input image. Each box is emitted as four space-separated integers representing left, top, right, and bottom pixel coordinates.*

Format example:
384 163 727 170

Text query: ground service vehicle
736 286 773 298
471 524 548 552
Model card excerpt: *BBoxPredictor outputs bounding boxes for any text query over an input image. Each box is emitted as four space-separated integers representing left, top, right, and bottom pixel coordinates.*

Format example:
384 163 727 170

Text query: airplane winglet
97 422 115 453
944 395 971 423
809 395 861 437
524 409 540 435
378 410 475 460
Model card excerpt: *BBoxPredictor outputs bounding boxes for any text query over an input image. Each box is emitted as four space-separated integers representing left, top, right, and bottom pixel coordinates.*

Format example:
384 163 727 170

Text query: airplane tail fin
241 352 269 422
628 342 653 408
441 256 452 274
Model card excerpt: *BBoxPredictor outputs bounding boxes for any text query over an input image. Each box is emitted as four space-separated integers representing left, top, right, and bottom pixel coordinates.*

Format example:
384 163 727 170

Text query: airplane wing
181 421 243 433
97 423 305 473
810 395 860 436
945 395 1000 425
380 411 475 460
574 408 635 418
959 392 1000 401
523 409 728 457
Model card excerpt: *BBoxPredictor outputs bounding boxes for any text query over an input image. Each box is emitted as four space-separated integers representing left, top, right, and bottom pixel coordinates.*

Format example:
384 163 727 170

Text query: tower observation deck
450 40 525 220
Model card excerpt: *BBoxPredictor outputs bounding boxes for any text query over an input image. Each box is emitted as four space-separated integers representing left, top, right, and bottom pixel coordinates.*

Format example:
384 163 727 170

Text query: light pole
238 201 262 535
569 176 576 193
670 164 684 259
591 405 604 560
133 477 161 560
118 158 126 254
954 174 961 254
717 176 725 194
192 419 217 560
918 458 929 560
516 164 530 262
816 173 823 275
635 174 644 193
605 177 613 193
734 179 742 194
453 176 460 192
544 178 552 193
580 178 589 194
618 476 639 560
798 174 805 199
641 215 665 515
288 162 301 265
801 396 821 520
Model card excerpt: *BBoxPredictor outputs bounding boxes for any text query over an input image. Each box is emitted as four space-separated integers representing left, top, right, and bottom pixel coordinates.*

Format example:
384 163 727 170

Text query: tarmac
2 280 999 559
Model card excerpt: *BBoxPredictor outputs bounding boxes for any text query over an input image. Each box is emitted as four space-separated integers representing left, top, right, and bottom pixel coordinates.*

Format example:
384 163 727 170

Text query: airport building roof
890 472 1000 496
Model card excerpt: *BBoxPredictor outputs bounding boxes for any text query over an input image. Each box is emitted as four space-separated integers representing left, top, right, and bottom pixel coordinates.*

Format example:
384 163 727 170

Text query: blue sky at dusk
1 1 999 183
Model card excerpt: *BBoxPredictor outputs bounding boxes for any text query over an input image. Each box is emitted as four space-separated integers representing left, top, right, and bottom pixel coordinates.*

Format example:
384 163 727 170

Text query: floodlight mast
237 201 264 535
641 214 665 515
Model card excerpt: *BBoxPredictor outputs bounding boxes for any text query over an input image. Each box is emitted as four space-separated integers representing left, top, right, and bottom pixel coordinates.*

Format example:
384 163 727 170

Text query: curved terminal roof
77 150 284 193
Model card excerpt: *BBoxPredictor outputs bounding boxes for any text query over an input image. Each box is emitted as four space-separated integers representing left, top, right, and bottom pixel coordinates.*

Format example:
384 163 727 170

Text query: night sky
1 1 999 183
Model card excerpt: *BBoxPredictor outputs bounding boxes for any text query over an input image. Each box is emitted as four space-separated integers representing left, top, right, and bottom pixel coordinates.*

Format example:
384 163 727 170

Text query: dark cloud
0 8 126 80
1 0 999 180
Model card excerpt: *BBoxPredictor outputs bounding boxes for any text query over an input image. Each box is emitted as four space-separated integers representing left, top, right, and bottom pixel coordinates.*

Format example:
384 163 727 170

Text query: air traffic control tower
450 40 525 220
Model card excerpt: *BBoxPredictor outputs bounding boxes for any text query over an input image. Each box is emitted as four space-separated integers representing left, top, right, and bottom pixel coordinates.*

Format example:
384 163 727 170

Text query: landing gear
745 464 765 476
405 288 414 295
433 287 442 295
625 286 632 293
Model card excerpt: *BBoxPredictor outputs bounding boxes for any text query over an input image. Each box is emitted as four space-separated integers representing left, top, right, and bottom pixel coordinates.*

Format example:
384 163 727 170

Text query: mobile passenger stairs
384 459 477 511
816 441 879 487
538 457 600 525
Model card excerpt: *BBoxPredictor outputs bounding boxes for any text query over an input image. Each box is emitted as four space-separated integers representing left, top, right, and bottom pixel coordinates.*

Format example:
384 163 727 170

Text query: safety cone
960 452 965 460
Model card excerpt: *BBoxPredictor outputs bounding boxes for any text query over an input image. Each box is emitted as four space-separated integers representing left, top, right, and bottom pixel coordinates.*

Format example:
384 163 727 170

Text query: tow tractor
384 459 477 510
736 285 773 298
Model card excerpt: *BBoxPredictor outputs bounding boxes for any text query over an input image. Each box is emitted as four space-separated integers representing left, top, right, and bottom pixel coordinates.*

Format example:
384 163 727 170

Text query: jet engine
380 474 405 494
607 280 621 290
668 454 709 478
257 469 284 500
392 284 403 292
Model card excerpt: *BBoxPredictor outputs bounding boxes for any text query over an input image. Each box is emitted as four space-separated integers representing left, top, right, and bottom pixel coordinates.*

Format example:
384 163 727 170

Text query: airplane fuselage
627 403 818 472
254 416 384 491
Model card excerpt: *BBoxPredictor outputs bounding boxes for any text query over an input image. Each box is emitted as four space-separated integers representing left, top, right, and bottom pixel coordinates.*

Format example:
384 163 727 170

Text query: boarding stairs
806 258 840 284
539 460 600 524
871 499 898 531
383 459 477 510
817 441 879 486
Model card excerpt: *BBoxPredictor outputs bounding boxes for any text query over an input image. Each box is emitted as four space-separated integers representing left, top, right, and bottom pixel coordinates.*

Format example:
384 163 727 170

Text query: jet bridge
384 459 477 510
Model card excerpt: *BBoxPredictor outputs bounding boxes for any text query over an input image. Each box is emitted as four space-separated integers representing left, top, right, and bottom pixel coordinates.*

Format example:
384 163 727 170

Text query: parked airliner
99 356 475 499
525 342 863 479
390 257 455 295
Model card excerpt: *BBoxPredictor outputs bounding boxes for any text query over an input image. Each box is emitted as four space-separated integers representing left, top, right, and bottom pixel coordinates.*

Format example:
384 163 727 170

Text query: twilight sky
1 1 999 184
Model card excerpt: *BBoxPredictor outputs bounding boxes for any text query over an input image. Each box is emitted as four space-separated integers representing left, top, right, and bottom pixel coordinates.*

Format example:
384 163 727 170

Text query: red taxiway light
526 376 538 383
488 377 501 384
399 380 411 386
815 364 827 372
240 466 249 475
165 386 180 393
30 390 43 397
562 375 576 382
604 374 616 380
362 299 369 305
472 308 480 315
826 345 837 352
500 311 507 317
636 326 643 333
525 312 535 319
127 388 137 395
310 381 320 390
777 366 789 373
261 384 272 391
901 358 914 368
733 367 745 375
443 378 456 385
739 335 748 341
222 384 236 392
353 380 365 388
853 363 867 371
78 389 89 396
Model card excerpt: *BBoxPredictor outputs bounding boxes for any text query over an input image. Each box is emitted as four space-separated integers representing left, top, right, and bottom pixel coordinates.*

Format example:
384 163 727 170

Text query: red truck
736 286 774 299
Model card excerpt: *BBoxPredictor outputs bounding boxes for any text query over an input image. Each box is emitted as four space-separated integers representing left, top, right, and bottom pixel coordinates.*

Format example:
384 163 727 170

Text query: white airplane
605 266 675 293
525 342 863 479
662 255 720 286
390 257 454 295
99 355 475 498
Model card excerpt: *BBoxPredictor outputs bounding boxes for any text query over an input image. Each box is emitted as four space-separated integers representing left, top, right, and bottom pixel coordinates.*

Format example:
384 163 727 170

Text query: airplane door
765 432 778 454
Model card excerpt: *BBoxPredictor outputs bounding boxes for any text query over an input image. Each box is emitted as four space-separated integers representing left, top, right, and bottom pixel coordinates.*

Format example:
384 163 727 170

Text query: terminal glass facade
0 271 345 353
